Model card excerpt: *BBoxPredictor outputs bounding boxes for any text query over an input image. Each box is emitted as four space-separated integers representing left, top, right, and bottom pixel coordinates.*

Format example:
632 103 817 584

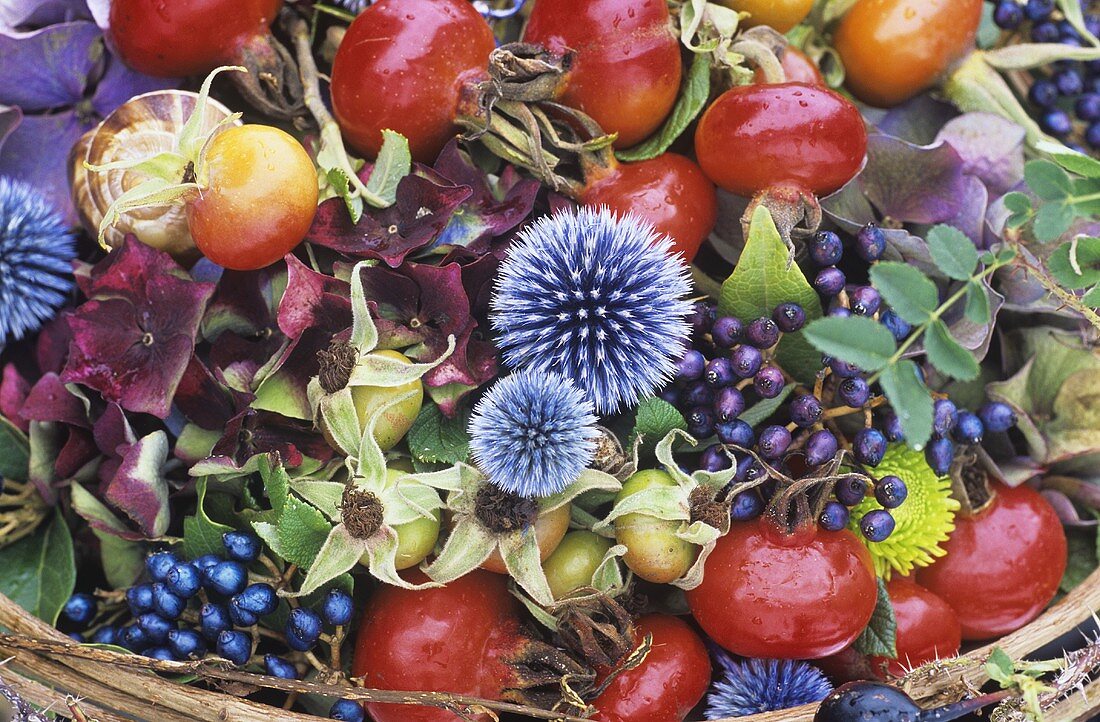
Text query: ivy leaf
0 513 75 624
630 397 687 453
364 130 412 208
803 316 897 372
926 224 979 281
1050 151 1100 179
964 280 992 324
879 359 933 449
1024 159 1073 201
182 477 233 559
1048 237 1100 289
1033 202 1076 242
407 403 470 465
719 206 823 381
616 52 710 163
0 416 29 482
868 262 940 325
854 577 897 658
924 320 980 381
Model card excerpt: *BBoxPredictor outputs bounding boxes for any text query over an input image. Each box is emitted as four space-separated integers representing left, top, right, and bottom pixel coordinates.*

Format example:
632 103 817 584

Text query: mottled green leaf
854 577 897 658
365 130 411 208
925 320 980 381
407 403 470 465
1033 201 1075 242
869 262 939 325
630 397 687 454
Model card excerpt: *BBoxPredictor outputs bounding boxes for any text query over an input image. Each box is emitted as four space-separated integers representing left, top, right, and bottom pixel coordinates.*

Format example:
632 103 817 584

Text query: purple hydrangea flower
490 206 692 414
468 369 598 498
705 651 833 719
0 176 75 343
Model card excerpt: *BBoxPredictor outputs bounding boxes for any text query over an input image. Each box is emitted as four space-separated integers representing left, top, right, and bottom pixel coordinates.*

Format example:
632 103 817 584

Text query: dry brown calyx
317 339 357 393
554 592 636 669
341 486 384 539
474 484 539 534
950 450 994 516
689 486 731 530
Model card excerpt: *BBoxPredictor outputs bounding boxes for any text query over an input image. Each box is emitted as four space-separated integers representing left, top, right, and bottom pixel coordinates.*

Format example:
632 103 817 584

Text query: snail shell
69 90 240 262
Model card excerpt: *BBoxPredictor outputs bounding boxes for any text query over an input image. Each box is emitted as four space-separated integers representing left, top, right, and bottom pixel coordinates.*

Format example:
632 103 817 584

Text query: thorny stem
1005 231 1100 332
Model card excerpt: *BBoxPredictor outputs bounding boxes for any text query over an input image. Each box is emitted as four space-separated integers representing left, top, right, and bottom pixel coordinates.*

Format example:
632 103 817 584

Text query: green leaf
1048 237 1100 289
739 385 794 427
1061 529 1098 594
1072 177 1100 216
274 495 333 569
0 513 74 623
924 320 980 381
327 167 364 224
964 280 991 324
803 316 897 372
1051 151 1100 179
0 416 29 482
616 52 710 163
630 397 687 452
1081 286 1100 308
926 224 980 281
985 647 1016 685
1033 201 1075 242
879 360 933 449
718 206 823 381
868 262 940 325
364 130 411 208
854 577 897 658
1003 191 1032 213
1024 159 1073 201
183 477 234 559
95 531 145 589
407 404 470 465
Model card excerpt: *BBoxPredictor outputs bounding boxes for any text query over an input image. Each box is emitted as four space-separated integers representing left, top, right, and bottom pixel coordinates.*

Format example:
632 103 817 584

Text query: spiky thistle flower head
468 369 599 498
491 206 692 414
336 0 369 13
705 651 833 719
0 177 75 343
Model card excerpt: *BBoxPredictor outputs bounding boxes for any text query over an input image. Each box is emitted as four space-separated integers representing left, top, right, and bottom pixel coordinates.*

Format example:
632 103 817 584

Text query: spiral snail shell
69 90 240 262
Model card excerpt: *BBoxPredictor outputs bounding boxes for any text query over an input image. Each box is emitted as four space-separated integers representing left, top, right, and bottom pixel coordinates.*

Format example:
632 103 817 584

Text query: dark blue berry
700 444 733 472
91 625 120 646
689 302 717 337
62 593 97 627
810 230 843 266
829 306 852 318
1077 93 1100 122
716 419 755 447
1087 122 1100 148
217 630 252 665
838 377 871 408
745 317 781 349
874 476 908 509
286 608 323 652
223 531 262 563
265 654 300 679
789 394 823 428
854 428 888 466
167 628 207 660
137 612 174 645
228 600 259 627
659 386 680 405
146 647 176 661
978 401 1017 433
686 406 716 439
204 560 248 597
952 411 985 445
151 583 186 620
321 589 355 627
126 584 154 615
829 358 863 379
200 603 232 641
145 551 178 582
881 411 904 442
1055 69 1084 96
1087 14 1100 39
711 316 743 348
753 366 786 399
68 632 85 643
705 357 736 388
835 477 867 507
925 437 956 476
993 0 1024 29
166 562 202 599
804 429 839 467
1058 19 1081 40
849 286 881 316
235 583 278 616
813 267 846 297
729 490 764 521
193 554 222 572
772 302 806 333
860 509 896 542
713 387 745 423
880 309 911 341
1026 0 1055 21
856 223 887 262
675 350 706 381
819 501 850 532
730 345 763 378
120 625 151 652
932 399 958 438
329 699 366 722
1030 20 1060 42
679 381 713 408
756 425 792 460
741 460 768 484
1028 79 1060 109
816 681 921 722
1041 109 1074 137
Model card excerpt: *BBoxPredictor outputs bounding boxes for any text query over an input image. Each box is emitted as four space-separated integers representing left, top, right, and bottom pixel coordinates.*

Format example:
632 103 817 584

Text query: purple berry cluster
882 398 1019 476
992 0 1100 149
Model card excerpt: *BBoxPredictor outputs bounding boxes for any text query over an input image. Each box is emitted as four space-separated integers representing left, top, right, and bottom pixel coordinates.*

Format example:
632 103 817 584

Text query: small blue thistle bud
490 207 692 414
705 651 833 719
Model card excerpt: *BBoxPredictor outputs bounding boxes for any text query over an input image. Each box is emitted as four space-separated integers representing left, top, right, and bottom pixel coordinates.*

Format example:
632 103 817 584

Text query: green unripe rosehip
614 469 697 584
351 350 424 451
543 530 613 598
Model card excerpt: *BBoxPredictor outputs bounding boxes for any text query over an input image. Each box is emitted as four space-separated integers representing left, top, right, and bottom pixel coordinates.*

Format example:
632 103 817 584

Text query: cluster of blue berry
992 0 1100 148
884 397 1019 477
59 532 366 722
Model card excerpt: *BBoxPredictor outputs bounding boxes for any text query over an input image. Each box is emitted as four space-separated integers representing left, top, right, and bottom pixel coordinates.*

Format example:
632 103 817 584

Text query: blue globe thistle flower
705 651 833 719
336 0 369 12
468 369 599 498
0 177 75 343
491 207 692 414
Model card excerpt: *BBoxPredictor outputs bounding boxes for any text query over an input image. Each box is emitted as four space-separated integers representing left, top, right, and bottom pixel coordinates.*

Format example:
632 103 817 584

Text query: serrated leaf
1051 151 1100 179
1048 237 1100 289
616 52 710 163
183 477 233 559
869 262 940 325
964 280 991 324
854 577 897 658
1033 202 1076 242
406 403 470 465
803 316 897 372
924 320 980 381
986 647 1016 685
718 206 823 382
364 130 411 208
0 513 75 624
926 224 979 280
1024 159 1073 201
630 397 687 453
879 360 933 449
